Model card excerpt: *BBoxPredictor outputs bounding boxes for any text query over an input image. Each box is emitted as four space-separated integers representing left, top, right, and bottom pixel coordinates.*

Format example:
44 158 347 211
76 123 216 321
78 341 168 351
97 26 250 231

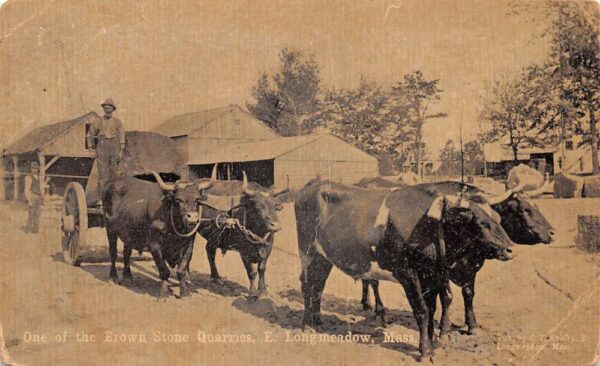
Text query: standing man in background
24 161 43 233
86 98 126 204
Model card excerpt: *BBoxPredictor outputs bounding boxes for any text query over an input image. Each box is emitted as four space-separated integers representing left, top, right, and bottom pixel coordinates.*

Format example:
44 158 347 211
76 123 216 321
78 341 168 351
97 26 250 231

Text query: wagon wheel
61 182 88 266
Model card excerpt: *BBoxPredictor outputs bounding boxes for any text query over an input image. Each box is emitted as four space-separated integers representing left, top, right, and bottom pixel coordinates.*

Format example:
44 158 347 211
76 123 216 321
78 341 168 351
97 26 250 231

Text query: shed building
188 134 379 189
153 105 379 189
2 112 98 200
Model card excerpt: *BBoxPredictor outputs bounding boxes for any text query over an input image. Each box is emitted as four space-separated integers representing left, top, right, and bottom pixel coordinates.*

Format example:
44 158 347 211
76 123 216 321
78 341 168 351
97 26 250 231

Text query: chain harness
211 205 273 246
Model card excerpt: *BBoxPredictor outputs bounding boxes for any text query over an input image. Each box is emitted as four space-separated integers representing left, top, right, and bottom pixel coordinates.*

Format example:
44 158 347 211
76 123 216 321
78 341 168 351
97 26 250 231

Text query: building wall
171 136 189 163
186 109 277 161
281 135 376 163
274 159 378 190
272 135 378 189
41 122 93 157
188 108 277 141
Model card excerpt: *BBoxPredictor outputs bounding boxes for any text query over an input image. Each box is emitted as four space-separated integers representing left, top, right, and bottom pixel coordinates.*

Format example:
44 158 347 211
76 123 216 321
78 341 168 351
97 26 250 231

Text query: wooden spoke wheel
61 182 88 266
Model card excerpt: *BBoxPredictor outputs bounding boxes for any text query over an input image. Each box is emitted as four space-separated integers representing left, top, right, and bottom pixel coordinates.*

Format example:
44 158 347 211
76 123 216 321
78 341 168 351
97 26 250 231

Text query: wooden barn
2 112 98 200
153 105 379 189
152 104 278 166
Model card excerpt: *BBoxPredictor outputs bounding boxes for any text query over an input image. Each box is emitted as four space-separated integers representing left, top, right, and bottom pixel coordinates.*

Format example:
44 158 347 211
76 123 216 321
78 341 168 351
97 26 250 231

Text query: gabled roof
4 112 98 155
187 134 376 165
152 104 275 138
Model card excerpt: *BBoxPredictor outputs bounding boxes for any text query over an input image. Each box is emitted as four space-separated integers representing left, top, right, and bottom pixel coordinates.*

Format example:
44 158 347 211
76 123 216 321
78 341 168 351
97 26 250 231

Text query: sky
0 0 560 157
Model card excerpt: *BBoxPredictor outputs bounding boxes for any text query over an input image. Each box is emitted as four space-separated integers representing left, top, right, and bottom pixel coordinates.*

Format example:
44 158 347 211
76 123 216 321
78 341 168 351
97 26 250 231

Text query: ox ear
445 195 470 210
426 196 445 221
490 210 502 224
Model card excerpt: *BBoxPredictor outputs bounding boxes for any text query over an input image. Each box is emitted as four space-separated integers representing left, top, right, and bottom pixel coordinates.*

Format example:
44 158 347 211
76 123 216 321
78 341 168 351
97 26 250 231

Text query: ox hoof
109 276 119 285
120 275 134 287
258 288 269 297
436 334 450 346
466 327 481 336
302 325 318 334
210 277 225 286
247 294 259 303
179 288 192 299
417 354 434 364
362 302 372 311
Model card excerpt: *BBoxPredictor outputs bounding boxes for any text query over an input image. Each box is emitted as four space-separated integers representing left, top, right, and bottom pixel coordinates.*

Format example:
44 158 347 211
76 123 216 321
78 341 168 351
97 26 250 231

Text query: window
85 124 94 150
565 140 573 150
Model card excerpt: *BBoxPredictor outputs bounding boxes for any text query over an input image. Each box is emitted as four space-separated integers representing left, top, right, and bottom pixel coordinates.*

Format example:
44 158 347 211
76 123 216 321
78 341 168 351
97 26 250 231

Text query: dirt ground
0 197 598 366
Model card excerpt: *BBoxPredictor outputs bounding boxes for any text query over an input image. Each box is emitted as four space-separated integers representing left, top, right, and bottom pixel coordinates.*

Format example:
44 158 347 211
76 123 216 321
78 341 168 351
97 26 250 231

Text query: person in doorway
24 161 43 233
86 98 126 202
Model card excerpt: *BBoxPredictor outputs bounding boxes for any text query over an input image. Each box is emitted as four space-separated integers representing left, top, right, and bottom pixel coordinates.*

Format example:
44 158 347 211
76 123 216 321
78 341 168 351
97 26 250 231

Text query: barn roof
187 134 376 165
4 112 98 155
152 104 275 138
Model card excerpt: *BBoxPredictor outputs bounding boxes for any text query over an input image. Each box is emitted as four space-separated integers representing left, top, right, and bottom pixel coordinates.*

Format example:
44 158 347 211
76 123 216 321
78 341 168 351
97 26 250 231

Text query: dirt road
0 198 598 365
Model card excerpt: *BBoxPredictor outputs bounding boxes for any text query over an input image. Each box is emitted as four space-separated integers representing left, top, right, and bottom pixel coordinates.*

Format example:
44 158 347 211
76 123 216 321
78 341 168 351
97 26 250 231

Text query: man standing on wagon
86 98 126 203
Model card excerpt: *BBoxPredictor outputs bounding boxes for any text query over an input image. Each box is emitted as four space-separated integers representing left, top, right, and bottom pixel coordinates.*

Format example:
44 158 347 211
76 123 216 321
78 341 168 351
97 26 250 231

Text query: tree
389 71 447 177
548 2 600 174
479 67 548 161
512 1 600 174
438 139 461 176
318 78 409 167
247 48 322 136
463 140 484 175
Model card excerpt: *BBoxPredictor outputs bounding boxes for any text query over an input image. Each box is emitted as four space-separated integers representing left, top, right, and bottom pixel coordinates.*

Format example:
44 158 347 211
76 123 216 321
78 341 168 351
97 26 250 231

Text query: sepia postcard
0 0 598 365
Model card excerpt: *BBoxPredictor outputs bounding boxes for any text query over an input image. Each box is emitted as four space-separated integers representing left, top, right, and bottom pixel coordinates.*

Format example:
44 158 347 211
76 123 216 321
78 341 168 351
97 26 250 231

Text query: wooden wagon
60 131 185 265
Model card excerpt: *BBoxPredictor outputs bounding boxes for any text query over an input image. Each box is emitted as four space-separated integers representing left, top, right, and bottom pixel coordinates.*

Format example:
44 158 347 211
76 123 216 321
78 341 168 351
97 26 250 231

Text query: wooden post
12 155 18 201
37 152 46 198
0 158 4 201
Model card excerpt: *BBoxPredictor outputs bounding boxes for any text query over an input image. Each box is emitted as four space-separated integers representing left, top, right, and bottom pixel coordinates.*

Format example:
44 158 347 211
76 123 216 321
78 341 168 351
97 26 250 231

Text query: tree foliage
247 48 322 136
389 71 447 175
547 1 600 174
511 1 600 173
248 49 448 173
479 66 549 161
438 139 484 176
317 79 399 163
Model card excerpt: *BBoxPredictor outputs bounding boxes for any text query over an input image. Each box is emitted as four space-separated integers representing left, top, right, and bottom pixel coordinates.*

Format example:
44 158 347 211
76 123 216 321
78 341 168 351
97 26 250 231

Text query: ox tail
294 185 324 258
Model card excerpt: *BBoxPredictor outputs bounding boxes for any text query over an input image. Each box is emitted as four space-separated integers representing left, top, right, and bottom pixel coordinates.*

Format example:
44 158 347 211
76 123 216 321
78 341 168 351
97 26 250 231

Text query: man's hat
101 98 117 110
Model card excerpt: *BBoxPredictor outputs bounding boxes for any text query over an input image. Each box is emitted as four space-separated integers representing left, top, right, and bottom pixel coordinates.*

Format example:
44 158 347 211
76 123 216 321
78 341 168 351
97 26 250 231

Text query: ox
359 179 554 335
196 170 285 302
295 180 514 359
104 172 214 299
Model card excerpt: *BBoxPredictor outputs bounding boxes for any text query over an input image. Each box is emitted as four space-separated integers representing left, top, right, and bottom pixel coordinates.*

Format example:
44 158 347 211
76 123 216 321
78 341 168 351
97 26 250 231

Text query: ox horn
151 171 176 191
483 189 514 205
211 163 218 181
524 180 551 198
196 180 213 191
197 164 217 191
482 181 526 205
510 181 527 194
242 171 256 197
274 188 290 197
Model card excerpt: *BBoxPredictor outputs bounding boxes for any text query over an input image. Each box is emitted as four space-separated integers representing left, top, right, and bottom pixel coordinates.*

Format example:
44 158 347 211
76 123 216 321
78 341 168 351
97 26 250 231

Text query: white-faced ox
195 171 285 302
358 180 554 336
103 172 214 299
294 181 514 360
